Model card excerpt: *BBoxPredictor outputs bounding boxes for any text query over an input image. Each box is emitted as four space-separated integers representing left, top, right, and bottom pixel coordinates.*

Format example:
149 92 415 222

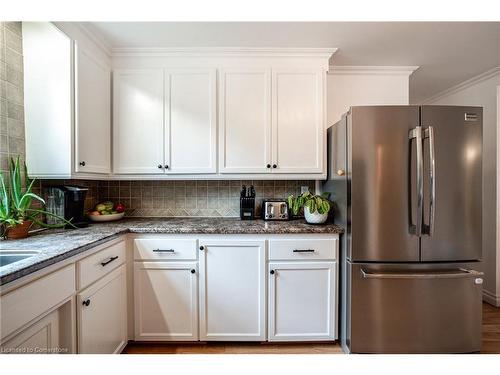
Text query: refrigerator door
420 106 482 261
349 106 420 262
348 262 483 353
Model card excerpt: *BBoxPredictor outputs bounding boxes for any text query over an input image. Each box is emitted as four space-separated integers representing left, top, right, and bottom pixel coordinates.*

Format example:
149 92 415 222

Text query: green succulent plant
287 191 332 216
0 156 74 238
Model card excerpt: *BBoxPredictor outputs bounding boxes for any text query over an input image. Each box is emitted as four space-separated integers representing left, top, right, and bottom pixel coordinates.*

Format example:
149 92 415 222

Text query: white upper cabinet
75 46 111 174
113 69 165 174
219 67 325 175
23 22 113 179
166 69 217 174
23 22 72 178
272 69 324 173
219 69 272 174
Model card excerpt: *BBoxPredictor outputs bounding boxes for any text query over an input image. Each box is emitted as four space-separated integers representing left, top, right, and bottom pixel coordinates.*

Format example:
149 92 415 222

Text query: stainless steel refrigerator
323 105 484 353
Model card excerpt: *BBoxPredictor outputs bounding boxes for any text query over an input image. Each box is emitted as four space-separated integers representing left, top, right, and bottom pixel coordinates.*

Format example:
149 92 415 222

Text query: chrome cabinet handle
293 249 315 253
153 249 175 253
361 268 483 280
101 256 118 266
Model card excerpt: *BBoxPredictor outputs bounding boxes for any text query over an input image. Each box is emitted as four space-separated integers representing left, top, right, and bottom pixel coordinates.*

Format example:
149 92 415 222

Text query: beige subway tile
4 22 22 37
7 118 23 138
197 197 207 209
0 116 6 135
8 136 24 155
131 187 141 197
207 186 218 197
175 197 186 208
0 135 7 152
5 48 22 72
185 197 196 209
5 28 22 54
6 101 23 121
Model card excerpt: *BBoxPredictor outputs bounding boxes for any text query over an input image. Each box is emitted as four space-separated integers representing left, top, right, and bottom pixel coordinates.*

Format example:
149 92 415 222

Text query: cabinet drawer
134 238 197 261
269 238 337 261
77 241 126 289
1 264 75 341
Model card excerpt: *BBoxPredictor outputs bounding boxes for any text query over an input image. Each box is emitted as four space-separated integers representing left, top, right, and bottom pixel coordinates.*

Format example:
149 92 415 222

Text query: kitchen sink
0 250 41 268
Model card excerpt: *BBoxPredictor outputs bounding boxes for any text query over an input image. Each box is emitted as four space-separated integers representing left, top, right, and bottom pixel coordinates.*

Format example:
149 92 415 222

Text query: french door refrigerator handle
361 268 483 280
409 127 423 236
423 126 436 236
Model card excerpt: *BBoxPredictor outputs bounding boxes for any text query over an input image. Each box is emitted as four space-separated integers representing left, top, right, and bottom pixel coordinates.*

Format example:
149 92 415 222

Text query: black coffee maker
44 186 89 228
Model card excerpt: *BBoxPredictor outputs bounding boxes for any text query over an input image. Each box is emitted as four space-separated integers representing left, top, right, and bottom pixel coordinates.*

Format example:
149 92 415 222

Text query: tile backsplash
93 180 315 217
0 22 25 174
35 179 314 218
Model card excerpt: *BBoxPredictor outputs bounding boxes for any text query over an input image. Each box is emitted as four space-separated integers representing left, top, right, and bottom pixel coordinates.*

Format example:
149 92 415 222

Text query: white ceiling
85 22 500 103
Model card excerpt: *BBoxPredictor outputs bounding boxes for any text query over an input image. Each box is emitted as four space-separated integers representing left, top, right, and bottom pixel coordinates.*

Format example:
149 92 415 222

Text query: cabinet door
75 46 111 174
134 262 198 341
78 264 127 353
272 69 324 173
1 309 59 354
113 69 165 174
199 240 266 341
268 262 336 341
219 69 271 173
166 69 217 174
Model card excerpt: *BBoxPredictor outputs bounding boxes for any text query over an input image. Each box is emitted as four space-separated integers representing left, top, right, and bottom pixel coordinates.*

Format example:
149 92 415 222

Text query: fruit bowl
88 212 125 222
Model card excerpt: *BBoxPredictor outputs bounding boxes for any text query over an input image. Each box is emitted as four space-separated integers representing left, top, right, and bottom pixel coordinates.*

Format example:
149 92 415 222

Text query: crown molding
328 65 419 76
74 23 112 57
422 65 500 104
111 47 337 59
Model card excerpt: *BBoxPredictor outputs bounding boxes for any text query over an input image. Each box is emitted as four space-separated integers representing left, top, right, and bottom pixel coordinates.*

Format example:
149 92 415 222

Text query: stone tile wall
0 22 25 175
95 180 315 217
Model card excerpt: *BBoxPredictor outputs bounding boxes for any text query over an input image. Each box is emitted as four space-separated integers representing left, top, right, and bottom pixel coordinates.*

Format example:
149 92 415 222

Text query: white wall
423 67 500 306
327 66 416 125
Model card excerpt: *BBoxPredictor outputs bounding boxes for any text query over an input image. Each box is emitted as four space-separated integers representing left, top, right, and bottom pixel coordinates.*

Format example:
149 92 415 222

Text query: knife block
240 197 255 220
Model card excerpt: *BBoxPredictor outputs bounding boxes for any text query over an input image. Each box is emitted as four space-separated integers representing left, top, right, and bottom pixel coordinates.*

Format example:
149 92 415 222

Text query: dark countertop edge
0 231 129 286
0 223 343 286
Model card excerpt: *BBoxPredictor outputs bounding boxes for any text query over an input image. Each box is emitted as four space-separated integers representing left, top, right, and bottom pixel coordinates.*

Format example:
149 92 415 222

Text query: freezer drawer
348 262 483 353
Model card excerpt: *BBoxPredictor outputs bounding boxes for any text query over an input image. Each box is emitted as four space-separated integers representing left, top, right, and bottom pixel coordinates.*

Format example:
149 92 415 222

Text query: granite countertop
0 217 343 286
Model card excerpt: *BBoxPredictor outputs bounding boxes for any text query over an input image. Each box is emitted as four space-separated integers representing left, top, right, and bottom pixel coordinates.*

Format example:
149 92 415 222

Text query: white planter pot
304 206 328 224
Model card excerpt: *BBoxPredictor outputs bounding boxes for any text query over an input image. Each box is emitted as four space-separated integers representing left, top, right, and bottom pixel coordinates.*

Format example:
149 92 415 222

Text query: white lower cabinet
268 262 336 341
77 264 127 354
134 261 198 341
199 240 266 341
1 309 60 354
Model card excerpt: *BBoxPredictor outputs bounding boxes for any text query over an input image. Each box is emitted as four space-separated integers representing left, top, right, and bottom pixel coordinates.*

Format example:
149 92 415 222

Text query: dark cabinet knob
158 164 163 169
79 161 86 166
82 299 90 306
266 164 271 168
191 269 196 274
199 246 204 250
270 270 275 275
164 165 169 169
272 164 277 169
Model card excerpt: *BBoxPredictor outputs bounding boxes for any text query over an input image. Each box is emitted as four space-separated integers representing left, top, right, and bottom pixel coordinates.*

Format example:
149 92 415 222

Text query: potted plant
0 157 73 239
287 191 332 224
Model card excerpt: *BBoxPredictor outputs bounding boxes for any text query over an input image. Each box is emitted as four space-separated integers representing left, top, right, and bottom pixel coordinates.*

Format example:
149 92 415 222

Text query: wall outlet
300 186 310 194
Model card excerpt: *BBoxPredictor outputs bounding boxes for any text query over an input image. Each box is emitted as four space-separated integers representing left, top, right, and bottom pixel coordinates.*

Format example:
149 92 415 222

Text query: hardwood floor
481 302 500 354
123 302 500 354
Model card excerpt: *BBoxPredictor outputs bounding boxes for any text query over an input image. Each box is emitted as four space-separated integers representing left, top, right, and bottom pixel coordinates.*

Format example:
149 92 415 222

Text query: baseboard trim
483 289 500 306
